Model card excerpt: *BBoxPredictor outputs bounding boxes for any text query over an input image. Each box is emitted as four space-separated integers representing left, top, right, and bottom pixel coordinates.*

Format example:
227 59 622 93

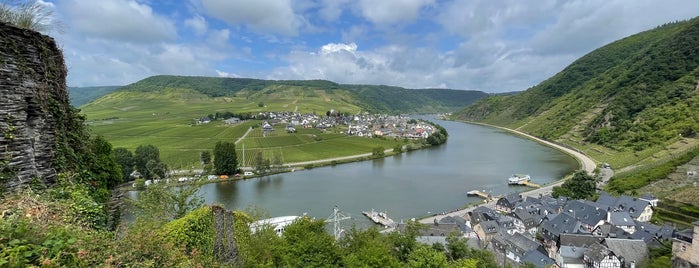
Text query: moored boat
508 174 531 185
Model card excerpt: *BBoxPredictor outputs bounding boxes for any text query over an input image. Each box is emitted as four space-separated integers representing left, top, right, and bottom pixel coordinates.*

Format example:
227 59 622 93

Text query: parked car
244 171 254 176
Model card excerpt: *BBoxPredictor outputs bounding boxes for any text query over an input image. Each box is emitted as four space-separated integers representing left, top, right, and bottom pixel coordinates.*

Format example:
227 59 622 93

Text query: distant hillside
111 75 487 114
68 86 121 107
454 18 699 154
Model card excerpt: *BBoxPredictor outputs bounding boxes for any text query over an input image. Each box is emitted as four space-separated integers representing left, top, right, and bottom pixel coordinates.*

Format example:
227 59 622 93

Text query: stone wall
0 22 69 190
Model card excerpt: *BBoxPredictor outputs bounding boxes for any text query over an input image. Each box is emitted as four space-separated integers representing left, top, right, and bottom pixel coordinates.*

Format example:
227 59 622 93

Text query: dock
467 190 491 199
509 180 541 188
362 209 396 228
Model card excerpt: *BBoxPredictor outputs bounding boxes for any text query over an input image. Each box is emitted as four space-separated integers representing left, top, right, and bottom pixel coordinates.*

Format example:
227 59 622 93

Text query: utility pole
326 206 350 239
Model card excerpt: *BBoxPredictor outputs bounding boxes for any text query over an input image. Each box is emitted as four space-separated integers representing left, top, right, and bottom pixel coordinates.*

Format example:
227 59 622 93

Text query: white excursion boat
508 174 531 185
250 215 300 236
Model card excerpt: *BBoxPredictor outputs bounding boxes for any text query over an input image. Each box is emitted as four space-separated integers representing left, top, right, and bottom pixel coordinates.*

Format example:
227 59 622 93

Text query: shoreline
419 120 597 224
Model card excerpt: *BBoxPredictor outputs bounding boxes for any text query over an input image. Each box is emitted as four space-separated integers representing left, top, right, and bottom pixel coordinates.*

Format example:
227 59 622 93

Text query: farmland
81 88 407 169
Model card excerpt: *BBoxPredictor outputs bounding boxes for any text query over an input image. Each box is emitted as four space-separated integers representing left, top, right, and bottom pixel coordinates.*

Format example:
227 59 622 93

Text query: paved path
284 148 395 167
419 123 598 224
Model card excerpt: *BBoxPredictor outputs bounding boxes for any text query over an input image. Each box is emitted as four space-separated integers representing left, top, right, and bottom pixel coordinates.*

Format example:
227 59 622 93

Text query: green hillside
68 86 121 107
453 18 699 169
80 76 479 168
109 75 487 113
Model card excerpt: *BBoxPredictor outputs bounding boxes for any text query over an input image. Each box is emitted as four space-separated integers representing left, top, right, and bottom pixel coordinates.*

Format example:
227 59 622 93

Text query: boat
250 215 300 236
362 209 396 228
508 174 531 185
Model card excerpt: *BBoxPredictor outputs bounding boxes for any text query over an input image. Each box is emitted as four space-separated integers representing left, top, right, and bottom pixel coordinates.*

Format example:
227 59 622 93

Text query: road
419 123 599 224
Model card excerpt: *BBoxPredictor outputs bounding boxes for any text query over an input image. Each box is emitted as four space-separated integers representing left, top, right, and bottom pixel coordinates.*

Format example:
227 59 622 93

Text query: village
393 188 699 268
197 111 437 140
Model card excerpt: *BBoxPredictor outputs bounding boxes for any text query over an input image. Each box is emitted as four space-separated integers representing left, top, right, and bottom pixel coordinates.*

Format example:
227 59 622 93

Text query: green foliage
200 150 211 165
213 141 238 175
277 217 342 267
552 170 598 199
0 0 59 33
162 206 215 257
113 147 134 182
454 17 699 151
340 227 401 268
372 146 385 157
134 144 167 180
407 244 449 268
606 146 699 193
131 181 204 221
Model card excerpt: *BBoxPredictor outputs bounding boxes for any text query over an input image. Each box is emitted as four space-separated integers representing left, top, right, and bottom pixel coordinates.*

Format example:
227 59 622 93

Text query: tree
213 141 237 175
407 244 448 268
340 227 400 268
200 151 211 165
134 145 166 180
252 151 270 174
132 181 204 221
552 170 598 199
279 217 342 267
113 147 134 181
88 135 123 189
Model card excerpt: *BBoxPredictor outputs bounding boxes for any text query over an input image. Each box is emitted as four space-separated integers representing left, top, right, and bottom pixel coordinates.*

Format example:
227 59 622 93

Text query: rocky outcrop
0 22 69 190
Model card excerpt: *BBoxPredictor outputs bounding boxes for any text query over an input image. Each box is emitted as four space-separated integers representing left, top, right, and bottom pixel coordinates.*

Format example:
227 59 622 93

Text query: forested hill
68 86 121 107
453 17 699 151
111 75 488 113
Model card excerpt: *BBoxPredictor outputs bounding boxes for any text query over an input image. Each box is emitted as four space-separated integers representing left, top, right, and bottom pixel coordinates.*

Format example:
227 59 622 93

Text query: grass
81 88 406 169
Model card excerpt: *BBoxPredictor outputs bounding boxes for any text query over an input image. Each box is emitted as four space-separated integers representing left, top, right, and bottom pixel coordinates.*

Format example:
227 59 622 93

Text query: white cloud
57 0 176 43
200 0 302 36
317 0 351 22
320 43 357 54
358 0 434 25
184 15 208 36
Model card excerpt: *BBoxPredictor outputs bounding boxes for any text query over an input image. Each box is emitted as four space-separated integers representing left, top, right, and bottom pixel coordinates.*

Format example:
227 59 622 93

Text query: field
81 88 403 169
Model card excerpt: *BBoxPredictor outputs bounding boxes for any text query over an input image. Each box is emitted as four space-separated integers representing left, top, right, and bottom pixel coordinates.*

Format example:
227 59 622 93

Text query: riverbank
419 121 597 224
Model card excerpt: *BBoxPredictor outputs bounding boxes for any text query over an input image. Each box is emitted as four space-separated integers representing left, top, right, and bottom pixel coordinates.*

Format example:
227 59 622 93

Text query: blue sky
38 0 699 92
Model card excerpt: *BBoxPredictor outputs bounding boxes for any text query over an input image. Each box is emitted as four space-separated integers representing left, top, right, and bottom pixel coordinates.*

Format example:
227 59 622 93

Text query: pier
509 180 541 188
362 209 396 228
467 190 492 200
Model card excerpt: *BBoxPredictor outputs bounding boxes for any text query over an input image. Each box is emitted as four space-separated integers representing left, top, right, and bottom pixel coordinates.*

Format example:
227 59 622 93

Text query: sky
36 0 699 93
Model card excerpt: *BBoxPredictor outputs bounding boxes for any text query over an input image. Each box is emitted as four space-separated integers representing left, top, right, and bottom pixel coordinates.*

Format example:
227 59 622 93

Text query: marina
362 209 396 228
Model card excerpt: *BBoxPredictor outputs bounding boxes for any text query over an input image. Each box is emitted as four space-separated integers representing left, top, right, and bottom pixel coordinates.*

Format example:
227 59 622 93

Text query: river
195 118 578 228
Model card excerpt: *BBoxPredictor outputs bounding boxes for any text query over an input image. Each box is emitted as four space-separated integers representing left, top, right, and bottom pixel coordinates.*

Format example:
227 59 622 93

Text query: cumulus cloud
320 43 358 54
200 0 302 36
358 0 434 25
185 15 208 36
57 0 176 43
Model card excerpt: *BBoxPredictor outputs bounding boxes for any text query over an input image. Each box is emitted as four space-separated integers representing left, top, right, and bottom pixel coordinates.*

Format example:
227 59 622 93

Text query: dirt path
235 127 253 144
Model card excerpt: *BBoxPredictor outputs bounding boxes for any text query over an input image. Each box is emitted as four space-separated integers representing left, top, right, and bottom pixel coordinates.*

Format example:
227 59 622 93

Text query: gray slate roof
604 238 649 266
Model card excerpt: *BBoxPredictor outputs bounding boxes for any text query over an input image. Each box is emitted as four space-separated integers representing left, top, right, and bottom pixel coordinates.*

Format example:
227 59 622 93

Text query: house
262 122 274 132
584 242 623 268
490 232 546 264
496 193 522 213
556 245 588 268
473 220 499 247
673 221 699 267
607 211 636 234
223 117 241 124
639 193 659 207
603 238 648 267
563 199 606 233
595 192 654 222
196 116 212 124
521 249 556 267
540 213 582 245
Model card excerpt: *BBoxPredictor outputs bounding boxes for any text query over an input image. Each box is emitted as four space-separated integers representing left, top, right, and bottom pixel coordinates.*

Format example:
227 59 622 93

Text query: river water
196 118 578 228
